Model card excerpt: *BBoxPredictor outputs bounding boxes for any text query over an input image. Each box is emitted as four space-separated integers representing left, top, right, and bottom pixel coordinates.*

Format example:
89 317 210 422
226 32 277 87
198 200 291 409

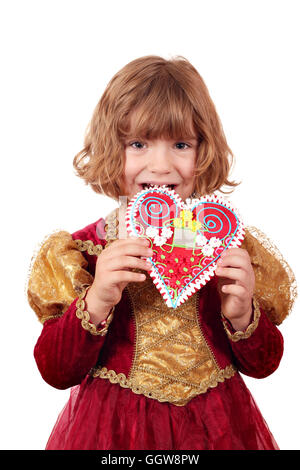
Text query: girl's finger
109 270 146 284
215 266 249 286
103 241 153 261
220 247 249 258
220 283 248 298
217 254 250 270
102 255 152 273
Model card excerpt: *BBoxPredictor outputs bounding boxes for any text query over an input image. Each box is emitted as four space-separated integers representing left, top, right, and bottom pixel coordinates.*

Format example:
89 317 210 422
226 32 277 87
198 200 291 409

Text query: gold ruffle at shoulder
241 226 297 325
27 231 94 324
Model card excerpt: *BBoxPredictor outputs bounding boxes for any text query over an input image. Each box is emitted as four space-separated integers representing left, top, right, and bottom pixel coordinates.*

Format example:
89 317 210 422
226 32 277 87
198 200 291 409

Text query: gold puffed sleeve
241 226 297 325
27 231 94 324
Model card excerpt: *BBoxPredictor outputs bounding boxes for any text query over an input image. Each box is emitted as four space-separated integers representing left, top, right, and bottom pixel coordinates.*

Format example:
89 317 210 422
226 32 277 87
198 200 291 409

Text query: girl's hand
215 248 255 331
85 237 153 326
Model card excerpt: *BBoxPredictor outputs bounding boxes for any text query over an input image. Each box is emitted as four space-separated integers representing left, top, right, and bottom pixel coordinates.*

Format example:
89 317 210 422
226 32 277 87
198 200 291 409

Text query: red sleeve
224 307 284 379
34 298 107 390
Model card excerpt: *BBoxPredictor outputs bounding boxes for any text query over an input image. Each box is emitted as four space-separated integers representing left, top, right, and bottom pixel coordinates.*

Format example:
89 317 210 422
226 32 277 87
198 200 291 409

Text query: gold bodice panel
123 274 235 405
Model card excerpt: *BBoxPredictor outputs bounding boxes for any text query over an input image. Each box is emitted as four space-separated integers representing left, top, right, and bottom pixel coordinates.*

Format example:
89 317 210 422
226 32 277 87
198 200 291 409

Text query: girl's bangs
120 80 197 142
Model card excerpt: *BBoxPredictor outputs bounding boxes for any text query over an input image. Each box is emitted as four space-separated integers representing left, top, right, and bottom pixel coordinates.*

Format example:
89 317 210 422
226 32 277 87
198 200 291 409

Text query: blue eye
129 141 145 149
175 142 190 150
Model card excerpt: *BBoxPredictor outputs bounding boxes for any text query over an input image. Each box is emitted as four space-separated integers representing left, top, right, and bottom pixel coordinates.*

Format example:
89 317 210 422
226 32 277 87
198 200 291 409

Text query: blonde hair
73 55 240 201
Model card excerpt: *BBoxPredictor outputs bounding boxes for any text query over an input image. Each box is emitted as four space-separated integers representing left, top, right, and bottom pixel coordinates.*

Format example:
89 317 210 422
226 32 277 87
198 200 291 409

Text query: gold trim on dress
90 364 237 406
221 296 261 342
75 285 115 336
75 239 104 256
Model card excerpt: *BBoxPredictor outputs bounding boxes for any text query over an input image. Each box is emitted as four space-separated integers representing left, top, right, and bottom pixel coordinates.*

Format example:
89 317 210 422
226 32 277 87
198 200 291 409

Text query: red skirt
46 372 278 450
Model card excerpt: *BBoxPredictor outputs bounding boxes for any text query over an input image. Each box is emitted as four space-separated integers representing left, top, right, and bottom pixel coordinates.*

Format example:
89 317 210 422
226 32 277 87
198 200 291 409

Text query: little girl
27 55 297 450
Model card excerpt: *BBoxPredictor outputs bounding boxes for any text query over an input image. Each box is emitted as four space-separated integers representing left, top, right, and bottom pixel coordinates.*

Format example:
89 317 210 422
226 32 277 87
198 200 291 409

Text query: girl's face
123 136 198 202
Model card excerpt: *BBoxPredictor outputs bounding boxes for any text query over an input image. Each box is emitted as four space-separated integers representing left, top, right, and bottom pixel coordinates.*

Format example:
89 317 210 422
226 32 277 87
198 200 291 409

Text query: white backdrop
0 0 299 450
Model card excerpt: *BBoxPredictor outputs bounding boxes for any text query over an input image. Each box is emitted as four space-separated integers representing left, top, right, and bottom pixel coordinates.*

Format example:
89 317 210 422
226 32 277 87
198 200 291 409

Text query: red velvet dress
30 216 285 450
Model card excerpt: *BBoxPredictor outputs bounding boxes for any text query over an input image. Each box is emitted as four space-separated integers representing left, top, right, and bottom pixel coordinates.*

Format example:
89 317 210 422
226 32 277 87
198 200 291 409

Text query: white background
0 0 299 450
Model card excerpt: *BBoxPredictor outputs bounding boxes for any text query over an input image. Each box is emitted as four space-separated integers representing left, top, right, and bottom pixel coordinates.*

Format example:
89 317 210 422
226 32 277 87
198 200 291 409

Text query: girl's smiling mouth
140 183 177 191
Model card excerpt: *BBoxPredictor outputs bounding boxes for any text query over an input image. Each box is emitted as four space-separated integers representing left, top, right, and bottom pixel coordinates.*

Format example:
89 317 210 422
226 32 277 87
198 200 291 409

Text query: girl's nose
148 146 172 174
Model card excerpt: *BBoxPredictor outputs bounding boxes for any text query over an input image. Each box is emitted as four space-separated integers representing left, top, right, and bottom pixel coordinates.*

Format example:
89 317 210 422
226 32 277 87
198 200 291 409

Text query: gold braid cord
221 296 261 342
75 285 115 336
90 364 237 406
75 239 104 256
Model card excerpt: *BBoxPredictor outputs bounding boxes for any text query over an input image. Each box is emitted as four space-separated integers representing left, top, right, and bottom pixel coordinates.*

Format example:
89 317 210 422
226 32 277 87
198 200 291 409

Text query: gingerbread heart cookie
125 185 245 308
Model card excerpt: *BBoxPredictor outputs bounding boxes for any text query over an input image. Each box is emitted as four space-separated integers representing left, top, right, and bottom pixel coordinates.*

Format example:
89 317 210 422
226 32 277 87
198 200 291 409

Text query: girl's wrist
85 286 114 326
224 303 253 332
221 297 261 342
